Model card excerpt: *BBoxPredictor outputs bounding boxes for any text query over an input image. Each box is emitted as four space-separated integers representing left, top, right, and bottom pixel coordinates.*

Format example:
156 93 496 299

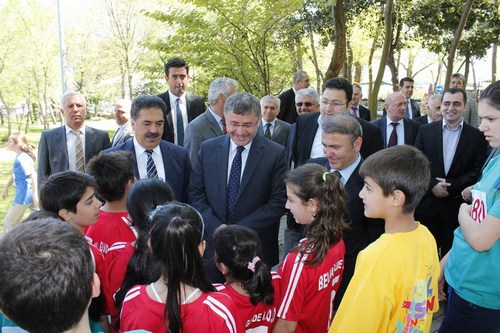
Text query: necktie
350 107 357 117
175 98 184 146
405 100 411 119
72 130 85 172
221 117 227 134
388 122 398 147
145 149 158 178
226 146 244 224
264 123 272 139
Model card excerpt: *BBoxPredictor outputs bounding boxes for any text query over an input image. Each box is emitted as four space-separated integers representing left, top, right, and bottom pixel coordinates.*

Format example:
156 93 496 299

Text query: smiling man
290 77 383 167
37 92 111 187
105 94 191 202
157 58 205 145
415 87 488 256
190 92 287 282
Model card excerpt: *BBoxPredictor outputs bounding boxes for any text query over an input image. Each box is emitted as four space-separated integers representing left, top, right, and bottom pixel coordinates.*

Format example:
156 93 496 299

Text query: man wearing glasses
190 92 287 282
291 77 383 167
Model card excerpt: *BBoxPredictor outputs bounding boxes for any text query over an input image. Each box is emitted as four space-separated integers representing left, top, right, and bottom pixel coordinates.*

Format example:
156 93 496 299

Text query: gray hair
207 77 238 105
295 88 320 103
293 70 308 84
61 92 86 106
224 92 261 116
427 94 442 105
322 113 363 145
260 95 280 109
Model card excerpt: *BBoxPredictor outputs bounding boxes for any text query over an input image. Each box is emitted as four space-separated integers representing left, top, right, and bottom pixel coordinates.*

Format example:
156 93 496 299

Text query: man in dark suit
278 70 310 124
157 58 205 145
105 95 191 202
111 99 133 146
414 94 442 125
415 88 488 256
184 77 238 164
351 83 371 121
37 92 111 187
258 95 291 147
190 92 287 282
290 77 383 168
399 76 421 119
371 92 420 147
308 113 383 310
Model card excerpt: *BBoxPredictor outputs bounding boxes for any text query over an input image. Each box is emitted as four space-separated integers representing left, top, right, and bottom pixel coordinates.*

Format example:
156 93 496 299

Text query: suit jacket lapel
344 163 363 204
123 140 140 178
217 137 230 205
57 126 69 169
436 121 446 175
381 118 387 148
205 110 223 136
84 127 96 162
403 119 412 145
239 135 264 195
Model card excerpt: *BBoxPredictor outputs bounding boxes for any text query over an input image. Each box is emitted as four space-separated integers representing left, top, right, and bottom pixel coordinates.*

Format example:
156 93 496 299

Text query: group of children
1 81 499 333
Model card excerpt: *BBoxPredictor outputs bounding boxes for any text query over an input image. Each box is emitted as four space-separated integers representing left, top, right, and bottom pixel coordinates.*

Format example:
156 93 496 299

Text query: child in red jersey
39 170 108 332
86 151 137 253
274 164 347 333
120 202 245 333
214 225 281 332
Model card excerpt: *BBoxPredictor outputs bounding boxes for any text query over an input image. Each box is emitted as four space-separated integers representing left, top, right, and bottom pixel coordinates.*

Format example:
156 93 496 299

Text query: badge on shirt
470 189 487 223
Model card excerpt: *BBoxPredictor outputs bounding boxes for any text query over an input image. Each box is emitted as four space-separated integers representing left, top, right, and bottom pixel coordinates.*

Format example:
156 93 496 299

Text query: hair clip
247 256 261 273
322 171 329 182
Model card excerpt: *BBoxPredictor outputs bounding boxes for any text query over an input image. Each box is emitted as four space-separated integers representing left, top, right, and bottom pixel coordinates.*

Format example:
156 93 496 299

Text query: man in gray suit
184 77 238 163
111 99 133 146
37 92 111 186
451 73 478 127
258 95 291 147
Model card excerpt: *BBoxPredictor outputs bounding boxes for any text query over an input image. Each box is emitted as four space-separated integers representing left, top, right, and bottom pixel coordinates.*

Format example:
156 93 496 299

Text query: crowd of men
36 57 489 279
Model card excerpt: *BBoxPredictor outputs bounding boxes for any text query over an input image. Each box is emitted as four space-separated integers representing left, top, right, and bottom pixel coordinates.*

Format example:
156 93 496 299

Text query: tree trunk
369 0 393 114
309 32 323 92
324 0 346 80
386 22 401 92
368 36 377 103
444 0 474 89
0 87 12 137
492 43 497 82
354 61 361 84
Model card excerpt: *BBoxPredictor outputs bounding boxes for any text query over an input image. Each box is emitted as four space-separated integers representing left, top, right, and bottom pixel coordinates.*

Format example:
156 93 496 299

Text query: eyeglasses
226 121 259 129
321 99 348 107
296 102 314 107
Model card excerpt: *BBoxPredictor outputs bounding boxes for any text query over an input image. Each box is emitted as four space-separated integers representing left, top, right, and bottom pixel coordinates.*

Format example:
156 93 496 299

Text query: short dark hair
451 73 465 83
442 87 467 105
131 94 167 120
126 178 175 232
40 171 97 214
164 57 189 76
0 219 94 333
87 151 135 202
479 80 500 110
399 77 414 87
322 78 353 103
359 145 430 214
224 92 261 116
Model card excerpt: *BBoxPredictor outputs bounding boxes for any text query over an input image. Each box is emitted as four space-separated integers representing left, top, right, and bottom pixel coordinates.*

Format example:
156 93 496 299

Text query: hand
431 178 450 198
1 188 7 199
438 277 447 301
461 186 472 202
459 203 472 217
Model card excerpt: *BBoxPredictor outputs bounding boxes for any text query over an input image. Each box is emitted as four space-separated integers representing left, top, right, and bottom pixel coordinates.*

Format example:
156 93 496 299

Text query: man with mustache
37 92 111 187
105 95 191 202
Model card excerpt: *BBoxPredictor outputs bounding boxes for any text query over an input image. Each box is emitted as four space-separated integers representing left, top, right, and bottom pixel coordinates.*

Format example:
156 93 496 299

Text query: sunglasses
296 102 314 107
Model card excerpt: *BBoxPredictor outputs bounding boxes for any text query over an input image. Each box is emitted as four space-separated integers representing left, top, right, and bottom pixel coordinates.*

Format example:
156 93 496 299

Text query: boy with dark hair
39 171 108 331
0 218 100 333
330 145 440 332
86 151 137 253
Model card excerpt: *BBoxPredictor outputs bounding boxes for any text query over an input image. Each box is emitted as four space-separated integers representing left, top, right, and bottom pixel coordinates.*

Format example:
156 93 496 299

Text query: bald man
111 99 134 146
371 92 420 148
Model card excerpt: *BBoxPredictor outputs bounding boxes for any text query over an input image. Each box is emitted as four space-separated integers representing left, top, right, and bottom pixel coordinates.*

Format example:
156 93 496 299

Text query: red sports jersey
215 272 282 332
86 237 105 281
85 211 137 253
277 239 345 333
102 241 135 315
120 285 245 333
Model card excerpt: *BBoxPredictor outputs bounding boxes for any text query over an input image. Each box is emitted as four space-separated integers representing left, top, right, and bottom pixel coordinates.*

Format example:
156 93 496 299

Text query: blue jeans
439 287 500 333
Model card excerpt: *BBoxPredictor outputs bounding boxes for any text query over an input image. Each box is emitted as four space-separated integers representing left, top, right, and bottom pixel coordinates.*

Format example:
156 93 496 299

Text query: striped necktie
72 130 85 172
145 149 158 178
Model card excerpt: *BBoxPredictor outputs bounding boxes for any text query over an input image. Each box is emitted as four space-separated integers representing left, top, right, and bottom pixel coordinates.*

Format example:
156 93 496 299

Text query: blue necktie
226 146 244 224
145 149 158 178
175 98 184 146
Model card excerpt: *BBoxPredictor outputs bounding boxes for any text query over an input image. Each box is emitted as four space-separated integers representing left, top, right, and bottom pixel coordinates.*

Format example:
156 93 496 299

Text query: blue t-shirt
12 152 34 205
445 155 500 310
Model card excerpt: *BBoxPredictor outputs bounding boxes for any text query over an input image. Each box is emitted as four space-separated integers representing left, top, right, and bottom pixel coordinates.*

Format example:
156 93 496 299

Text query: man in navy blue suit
190 92 287 281
105 95 191 202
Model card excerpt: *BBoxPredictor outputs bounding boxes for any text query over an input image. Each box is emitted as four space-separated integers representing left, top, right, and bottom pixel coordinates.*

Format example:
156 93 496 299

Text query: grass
0 117 117 233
